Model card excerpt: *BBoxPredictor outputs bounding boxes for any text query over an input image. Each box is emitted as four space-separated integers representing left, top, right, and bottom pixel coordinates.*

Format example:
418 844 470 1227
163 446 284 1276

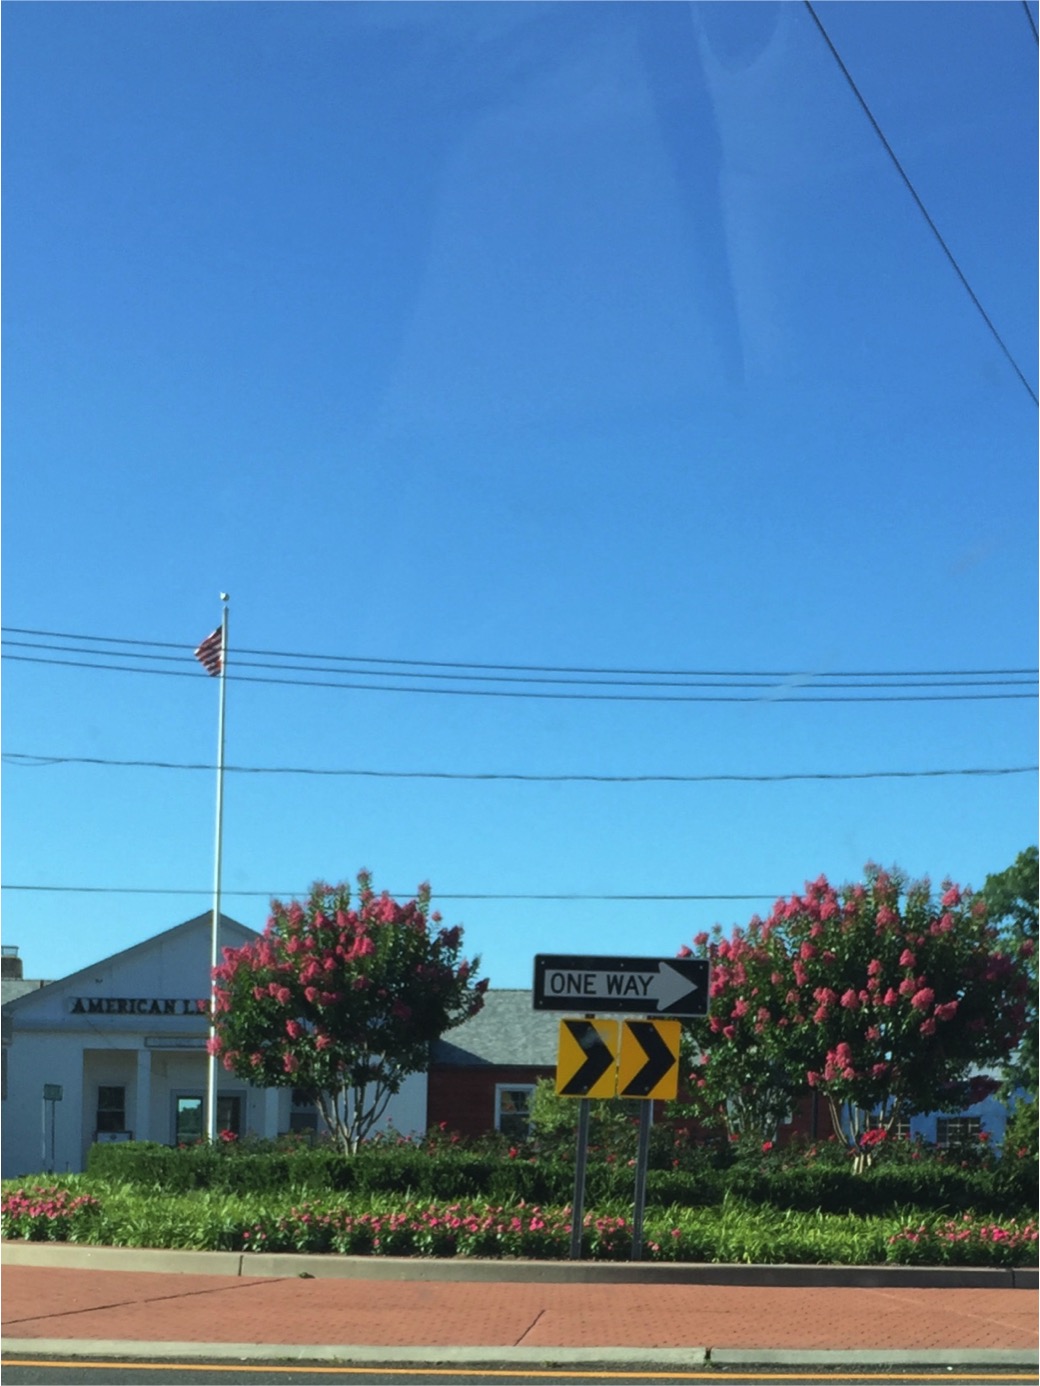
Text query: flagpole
206 594 230 1144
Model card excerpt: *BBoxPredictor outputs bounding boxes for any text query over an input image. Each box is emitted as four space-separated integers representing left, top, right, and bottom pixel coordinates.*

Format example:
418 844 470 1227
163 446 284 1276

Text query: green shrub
82 1127 1036 1220
1002 1098 1038 1160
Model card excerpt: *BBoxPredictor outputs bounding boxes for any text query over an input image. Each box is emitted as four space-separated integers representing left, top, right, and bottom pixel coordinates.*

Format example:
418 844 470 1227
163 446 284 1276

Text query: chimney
2 946 23 980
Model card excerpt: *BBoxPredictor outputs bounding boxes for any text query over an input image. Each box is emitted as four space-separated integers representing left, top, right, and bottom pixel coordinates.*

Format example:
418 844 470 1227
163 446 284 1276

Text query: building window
495 1085 535 1141
289 1088 319 1134
173 1093 242 1145
936 1116 982 1147
217 1095 242 1136
175 1096 203 1145
867 1115 911 1141
96 1085 126 1134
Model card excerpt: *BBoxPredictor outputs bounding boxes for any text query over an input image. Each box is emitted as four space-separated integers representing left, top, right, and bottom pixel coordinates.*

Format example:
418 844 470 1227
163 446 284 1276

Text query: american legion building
0 913 561 1179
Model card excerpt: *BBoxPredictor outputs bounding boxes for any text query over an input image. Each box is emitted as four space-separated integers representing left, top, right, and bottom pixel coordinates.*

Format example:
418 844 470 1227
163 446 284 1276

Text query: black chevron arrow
559 1020 615 1096
621 1021 677 1098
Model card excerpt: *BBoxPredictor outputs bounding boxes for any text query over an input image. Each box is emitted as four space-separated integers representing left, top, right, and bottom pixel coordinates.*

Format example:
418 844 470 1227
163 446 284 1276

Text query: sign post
540 955 708 1260
570 1097 591 1261
632 1100 653 1260
42 1084 62 1173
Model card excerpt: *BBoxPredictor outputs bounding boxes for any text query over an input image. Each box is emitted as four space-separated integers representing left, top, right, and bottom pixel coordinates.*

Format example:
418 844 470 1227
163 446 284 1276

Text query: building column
264 1086 285 1142
263 1086 281 1141
135 1048 152 1143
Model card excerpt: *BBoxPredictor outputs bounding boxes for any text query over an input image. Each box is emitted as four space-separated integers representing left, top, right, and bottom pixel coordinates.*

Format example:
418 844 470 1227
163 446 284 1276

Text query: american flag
194 627 223 676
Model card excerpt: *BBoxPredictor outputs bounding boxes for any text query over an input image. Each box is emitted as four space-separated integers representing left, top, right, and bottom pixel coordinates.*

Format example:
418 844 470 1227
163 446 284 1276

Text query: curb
3 1341 1038 1370
3 1240 1038 1288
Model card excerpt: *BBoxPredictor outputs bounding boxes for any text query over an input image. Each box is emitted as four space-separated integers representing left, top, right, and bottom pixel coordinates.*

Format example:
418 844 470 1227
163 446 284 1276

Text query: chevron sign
555 1018 681 1101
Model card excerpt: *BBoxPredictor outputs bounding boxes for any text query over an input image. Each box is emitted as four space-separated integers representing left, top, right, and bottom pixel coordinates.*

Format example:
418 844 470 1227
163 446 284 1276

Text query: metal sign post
42 1084 62 1173
631 1099 654 1260
569 1097 591 1261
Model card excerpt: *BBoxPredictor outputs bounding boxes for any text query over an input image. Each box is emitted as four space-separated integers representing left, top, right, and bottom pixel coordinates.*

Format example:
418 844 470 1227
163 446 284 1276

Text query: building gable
2 913 257 1028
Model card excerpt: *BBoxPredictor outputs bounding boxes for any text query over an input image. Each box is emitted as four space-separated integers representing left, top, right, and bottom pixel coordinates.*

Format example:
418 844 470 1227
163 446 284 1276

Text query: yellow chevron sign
555 1019 619 1098
617 1019 681 1101
556 1018 681 1101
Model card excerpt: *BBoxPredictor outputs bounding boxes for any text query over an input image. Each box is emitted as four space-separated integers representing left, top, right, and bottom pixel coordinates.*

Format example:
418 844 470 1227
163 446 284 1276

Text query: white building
1 913 426 1178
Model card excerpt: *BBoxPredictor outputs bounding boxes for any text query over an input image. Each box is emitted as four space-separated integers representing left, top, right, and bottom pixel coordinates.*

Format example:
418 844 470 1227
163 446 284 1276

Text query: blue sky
3 1 1036 991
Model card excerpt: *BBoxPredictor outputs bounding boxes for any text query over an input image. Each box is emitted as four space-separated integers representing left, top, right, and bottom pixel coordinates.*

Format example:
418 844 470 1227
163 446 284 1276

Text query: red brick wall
427 1066 553 1138
428 1068 822 1145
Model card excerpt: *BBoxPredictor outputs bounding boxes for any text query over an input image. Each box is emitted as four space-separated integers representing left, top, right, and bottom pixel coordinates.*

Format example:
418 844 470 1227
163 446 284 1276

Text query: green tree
209 871 488 1152
979 847 1038 1100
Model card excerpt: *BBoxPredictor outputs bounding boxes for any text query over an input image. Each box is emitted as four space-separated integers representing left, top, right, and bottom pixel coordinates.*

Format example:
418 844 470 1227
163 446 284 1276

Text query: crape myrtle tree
679 866 1030 1167
678 912 800 1147
208 871 488 1153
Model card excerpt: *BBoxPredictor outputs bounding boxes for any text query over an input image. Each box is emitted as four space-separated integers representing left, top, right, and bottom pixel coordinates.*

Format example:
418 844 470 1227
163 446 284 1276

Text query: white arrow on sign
543 962 701 1011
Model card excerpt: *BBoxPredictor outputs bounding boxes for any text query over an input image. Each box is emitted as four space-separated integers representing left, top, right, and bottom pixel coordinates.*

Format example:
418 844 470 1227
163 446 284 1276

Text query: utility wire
3 752 1036 784
3 626 1035 681
0 884 782 902
803 0 1039 406
1023 1 1039 42
3 641 1034 692
3 653 1035 703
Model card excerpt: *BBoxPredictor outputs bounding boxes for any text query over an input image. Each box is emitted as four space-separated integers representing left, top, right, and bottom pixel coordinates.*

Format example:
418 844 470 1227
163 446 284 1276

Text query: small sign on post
42 1084 63 1173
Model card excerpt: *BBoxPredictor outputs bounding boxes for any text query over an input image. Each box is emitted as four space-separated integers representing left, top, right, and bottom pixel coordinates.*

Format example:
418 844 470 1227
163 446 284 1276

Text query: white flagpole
206 594 230 1144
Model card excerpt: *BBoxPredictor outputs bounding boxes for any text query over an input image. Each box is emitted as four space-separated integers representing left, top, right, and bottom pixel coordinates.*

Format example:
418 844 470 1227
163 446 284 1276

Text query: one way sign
534 954 708 1017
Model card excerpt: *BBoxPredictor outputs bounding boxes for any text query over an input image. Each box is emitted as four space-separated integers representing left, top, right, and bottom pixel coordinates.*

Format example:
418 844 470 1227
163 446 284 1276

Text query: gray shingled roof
432 989 558 1067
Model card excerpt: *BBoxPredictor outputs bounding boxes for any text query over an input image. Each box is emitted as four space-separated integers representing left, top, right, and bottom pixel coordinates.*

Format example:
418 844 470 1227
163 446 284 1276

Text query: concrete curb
3 1341 1038 1370
3 1240 1037 1288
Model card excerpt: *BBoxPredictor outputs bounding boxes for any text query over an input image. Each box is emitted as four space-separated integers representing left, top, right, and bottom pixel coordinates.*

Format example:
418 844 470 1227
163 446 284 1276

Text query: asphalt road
2 1358 1037 1386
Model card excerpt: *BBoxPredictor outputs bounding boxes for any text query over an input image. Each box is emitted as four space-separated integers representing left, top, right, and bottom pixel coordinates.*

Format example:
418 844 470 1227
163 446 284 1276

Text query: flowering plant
682 866 1029 1166
1 1185 101 1241
208 871 488 1152
888 1214 1039 1267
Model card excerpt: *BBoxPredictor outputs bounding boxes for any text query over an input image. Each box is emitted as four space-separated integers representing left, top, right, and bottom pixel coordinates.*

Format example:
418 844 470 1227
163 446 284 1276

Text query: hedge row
85 1141 1037 1218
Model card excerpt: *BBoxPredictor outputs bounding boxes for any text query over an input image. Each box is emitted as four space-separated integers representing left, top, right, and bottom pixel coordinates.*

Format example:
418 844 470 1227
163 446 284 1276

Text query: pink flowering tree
681 866 1031 1167
208 871 488 1153
778 867 1027 1162
678 916 801 1146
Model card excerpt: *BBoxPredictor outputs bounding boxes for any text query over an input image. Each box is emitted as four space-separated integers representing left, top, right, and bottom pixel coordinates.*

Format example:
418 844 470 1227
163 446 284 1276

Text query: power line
803 0 1039 407
4 653 1035 703
3 751 1036 784
4 639 1035 691
1023 1 1039 42
3 626 1035 680
0 883 782 902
